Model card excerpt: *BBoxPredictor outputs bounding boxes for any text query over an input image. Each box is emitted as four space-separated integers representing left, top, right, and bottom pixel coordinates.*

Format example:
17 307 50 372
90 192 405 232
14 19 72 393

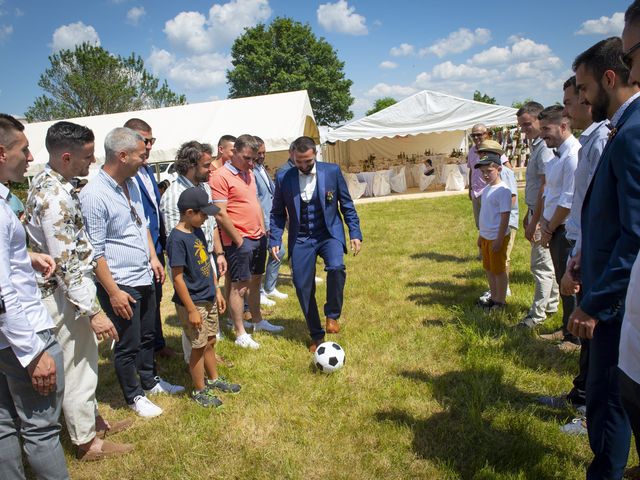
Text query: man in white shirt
0 113 69 479
537 105 580 351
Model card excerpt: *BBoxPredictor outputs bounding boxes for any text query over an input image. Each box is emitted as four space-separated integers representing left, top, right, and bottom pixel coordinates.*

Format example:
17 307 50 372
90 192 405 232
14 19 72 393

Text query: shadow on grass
375 367 583 479
406 279 577 377
410 251 477 263
453 268 533 285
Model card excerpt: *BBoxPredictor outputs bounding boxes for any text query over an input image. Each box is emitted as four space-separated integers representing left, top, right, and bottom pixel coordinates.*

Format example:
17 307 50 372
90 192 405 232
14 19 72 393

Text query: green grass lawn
65 193 637 479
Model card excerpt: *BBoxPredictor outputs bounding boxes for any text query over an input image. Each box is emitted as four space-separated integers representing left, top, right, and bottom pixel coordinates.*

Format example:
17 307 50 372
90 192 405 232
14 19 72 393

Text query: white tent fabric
23 90 318 177
445 168 465 191
389 167 407 193
323 90 517 169
345 173 367 200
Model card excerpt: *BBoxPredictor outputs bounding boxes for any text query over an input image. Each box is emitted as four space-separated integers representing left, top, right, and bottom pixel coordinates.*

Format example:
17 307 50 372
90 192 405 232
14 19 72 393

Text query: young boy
167 187 241 407
475 152 513 310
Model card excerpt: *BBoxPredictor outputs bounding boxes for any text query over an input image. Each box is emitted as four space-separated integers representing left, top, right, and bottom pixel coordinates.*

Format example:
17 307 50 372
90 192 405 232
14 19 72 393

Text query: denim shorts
224 236 267 282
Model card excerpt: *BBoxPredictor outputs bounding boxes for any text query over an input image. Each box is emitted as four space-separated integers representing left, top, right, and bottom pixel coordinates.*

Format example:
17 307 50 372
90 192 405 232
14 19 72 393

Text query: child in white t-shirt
476 152 513 310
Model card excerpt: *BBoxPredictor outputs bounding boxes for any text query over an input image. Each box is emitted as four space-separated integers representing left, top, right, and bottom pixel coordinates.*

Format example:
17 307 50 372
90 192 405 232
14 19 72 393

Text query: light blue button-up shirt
80 169 152 287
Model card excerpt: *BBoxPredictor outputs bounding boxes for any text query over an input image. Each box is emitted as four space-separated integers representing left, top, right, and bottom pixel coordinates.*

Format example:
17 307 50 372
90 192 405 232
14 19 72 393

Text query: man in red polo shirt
210 135 285 349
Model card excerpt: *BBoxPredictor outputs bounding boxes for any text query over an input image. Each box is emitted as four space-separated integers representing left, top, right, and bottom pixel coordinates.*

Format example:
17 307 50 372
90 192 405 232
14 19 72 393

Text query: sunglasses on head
620 40 640 70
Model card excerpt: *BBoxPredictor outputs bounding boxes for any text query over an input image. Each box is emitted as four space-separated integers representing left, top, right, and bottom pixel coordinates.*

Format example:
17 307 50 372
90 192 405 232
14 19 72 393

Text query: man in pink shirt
210 135 285 350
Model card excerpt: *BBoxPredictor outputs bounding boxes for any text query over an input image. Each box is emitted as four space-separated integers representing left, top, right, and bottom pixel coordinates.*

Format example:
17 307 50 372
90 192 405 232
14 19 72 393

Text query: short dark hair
0 113 24 145
626 0 640 26
291 136 316 154
174 140 208 176
254 135 265 146
572 37 630 85
123 118 152 132
563 76 577 94
234 134 258 153
538 105 567 124
45 121 95 153
217 135 236 148
516 101 544 118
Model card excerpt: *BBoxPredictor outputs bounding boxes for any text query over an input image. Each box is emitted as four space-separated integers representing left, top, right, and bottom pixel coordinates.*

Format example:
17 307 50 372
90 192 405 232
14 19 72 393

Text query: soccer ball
314 342 345 373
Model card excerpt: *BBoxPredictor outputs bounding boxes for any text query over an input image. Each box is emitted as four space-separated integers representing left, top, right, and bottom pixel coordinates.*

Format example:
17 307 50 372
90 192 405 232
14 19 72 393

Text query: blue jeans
263 243 285 293
0 330 69 480
97 283 158 404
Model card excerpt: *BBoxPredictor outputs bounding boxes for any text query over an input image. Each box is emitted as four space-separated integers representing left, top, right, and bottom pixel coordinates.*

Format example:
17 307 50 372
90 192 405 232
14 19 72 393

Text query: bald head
470 124 489 146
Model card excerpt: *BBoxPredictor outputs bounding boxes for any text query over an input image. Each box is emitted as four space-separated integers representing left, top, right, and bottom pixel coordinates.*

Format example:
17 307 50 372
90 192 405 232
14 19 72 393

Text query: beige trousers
43 287 99 445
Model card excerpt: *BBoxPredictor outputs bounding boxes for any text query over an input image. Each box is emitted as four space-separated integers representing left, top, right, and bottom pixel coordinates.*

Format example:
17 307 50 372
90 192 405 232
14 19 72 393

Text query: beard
590 83 610 122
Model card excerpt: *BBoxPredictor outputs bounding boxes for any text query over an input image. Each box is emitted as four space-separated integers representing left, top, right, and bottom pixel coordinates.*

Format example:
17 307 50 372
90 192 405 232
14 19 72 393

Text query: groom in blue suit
124 118 172 358
570 38 640 479
269 136 362 351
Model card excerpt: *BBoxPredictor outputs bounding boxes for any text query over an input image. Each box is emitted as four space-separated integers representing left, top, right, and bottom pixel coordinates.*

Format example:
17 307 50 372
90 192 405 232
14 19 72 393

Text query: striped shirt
159 175 217 253
80 169 152 287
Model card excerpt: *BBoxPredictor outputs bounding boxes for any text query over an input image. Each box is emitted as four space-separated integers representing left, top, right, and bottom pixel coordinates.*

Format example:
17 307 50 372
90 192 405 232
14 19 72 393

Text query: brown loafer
95 418 134 439
538 329 563 342
309 338 325 353
76 440 134 461
326 318 340 334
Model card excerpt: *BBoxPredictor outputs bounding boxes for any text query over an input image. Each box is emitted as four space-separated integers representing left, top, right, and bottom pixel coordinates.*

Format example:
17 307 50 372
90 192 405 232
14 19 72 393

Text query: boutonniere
326 191 334 202
607 125 618 142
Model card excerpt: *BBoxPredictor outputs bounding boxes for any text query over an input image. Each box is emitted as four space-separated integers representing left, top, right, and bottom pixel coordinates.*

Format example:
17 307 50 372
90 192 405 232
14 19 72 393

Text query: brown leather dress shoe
76 440 134 461
95 418 134 439
326 318 340 334
309 338 325 353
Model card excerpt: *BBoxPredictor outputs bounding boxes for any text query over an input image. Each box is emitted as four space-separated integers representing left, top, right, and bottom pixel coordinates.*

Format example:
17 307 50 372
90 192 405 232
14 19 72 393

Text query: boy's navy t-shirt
166 227 215 305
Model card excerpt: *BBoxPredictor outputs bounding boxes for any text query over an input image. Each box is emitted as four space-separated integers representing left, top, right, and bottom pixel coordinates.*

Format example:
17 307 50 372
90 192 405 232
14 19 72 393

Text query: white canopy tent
23 90 319 178
323 89 517 168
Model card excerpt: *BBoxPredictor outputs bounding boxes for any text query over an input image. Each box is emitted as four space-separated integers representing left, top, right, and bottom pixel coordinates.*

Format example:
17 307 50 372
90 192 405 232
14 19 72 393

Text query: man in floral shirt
25 121 133 461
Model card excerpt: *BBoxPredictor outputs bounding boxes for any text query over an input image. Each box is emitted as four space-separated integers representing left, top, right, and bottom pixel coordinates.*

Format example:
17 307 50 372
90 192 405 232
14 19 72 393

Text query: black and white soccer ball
314 342 345 373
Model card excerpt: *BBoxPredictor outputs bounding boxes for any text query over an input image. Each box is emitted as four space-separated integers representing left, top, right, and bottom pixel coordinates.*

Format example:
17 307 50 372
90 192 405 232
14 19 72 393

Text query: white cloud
164 0 271 54
317 0 368 36
147 47 231 91
468 46 510 66
389 43 414 57
50 22 100 52
431 61 493 80
365 83 417 98
576 12 624 36
469 37 553 66
0 24 12 41
420 27 491 58
379 60 397 69
126 6 146 26
15 8 24 17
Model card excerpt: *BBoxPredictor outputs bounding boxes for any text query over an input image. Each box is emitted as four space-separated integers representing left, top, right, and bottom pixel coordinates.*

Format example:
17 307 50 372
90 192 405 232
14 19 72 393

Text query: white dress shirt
620 253 640 384
299 164 317 203
543 135 580 223
0 183 54 367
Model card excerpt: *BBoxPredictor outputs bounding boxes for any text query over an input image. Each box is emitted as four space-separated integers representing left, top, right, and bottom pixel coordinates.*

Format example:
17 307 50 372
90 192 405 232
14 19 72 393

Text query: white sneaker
235 333 260 349
479 290 491 302
264 288 288 300
129 395 163 418
560 417 587 435
226 318 253 330
145 376 185 396
315 276 323 284
253 319 285 333
260 294 276 306
506 286 512 297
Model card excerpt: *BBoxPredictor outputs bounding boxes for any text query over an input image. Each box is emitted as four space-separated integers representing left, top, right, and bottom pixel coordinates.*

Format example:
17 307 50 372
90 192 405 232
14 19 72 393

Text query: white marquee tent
323 89 518 168
23 90 319 177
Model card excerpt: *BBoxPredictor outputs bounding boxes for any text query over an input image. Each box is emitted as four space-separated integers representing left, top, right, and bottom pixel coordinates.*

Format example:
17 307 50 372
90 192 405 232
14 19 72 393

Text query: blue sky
0 0 630 124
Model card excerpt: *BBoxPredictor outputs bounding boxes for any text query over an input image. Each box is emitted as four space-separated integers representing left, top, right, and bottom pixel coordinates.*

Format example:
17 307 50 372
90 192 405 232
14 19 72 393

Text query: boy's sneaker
192 389 223 408
129 395 163 418
478 290 491 302
145 376 185 396
206 376 241 394
260 294 276 306
264 288 288 300
489 302 506 312
235 333 260 349
253 319 285 333
560 416 587 435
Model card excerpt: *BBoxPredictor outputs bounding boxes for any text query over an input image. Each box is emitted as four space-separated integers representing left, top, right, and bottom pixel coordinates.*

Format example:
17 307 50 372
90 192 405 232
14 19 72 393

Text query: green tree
26 43 186 122
511 97 535 109
473 90 497 105
227 17 353 126
365 97 397 116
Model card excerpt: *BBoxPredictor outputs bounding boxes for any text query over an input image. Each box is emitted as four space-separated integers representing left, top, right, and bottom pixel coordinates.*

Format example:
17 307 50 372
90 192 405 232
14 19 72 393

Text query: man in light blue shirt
81 127 183 418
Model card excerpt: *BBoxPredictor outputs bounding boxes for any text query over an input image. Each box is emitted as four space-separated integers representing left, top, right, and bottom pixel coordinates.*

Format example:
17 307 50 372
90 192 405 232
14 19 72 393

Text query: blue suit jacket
254 164 275 231
269 162 362 256
580 97 640 323
135 165 166 255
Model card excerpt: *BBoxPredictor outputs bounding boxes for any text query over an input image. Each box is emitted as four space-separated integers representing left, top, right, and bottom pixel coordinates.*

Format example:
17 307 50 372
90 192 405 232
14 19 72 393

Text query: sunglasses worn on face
470 133 486 139
621 40 640 70
143 137 156 146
